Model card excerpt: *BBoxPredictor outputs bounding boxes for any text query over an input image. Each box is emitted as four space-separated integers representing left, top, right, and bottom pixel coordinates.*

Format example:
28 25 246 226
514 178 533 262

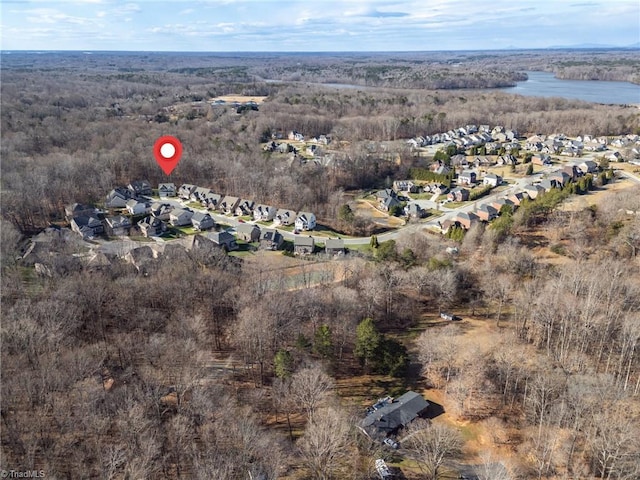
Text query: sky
1 0 639 52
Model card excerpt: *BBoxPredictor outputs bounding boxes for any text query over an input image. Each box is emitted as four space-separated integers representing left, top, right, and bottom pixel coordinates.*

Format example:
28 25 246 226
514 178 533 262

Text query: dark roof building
361 391 429 437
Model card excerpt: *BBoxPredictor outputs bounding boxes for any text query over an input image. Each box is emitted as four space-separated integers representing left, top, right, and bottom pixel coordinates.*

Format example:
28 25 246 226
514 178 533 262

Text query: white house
253 204 277 222
483 173 502 187
126 199 150 216
295 212 316 231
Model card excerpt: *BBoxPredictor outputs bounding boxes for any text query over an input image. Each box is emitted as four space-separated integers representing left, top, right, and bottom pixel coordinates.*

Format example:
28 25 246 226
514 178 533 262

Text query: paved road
618 169 640 185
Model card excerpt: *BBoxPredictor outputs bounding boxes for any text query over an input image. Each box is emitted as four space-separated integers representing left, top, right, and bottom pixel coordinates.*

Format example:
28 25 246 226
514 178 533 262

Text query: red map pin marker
153 135 183 175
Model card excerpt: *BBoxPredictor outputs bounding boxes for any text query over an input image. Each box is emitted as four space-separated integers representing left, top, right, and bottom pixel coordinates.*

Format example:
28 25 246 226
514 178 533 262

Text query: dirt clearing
211 95 268 104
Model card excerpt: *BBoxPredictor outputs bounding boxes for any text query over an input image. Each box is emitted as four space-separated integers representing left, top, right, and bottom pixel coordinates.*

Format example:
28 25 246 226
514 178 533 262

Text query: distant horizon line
2 45 639 55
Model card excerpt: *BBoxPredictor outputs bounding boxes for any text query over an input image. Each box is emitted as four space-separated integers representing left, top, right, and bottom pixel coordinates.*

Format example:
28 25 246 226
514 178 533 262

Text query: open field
211 95 268 104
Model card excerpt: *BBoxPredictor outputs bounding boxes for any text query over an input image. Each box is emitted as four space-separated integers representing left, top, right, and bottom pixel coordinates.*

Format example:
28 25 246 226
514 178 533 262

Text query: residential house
560 143 583 157
473 156 491 168
380 196 401 212
476 204 498 222
259 230 284 250
202 192 223 210
539 179 557 191
288 131 304 142
430 160 451 175
235 199 255 217
126 199 150 216
105 188 132 209
579 160 598 174
190 187 211 203
376 189 397 201
219 196 241 215
543 139 564 154
497 154 517 166
458 170 477 185
493 132 508 143
105 215 132 236
504 142 520 152
178 184 197 199
562 164 582 181
253 204 277 222
431 183 449 195
128 180 153 197
169 208 194 227
452 211 479 230
360 391 429 437
208 231 238 251
393 180 418 193
404 203 425 219
294 236 315 255
584 141 606 152
138 216 166 237
70 215 104 238
483 173 502 187
507 192 528 206
236 223 261 242
606 151 623 162
295 212 317 231
325 238 345 256
158 183 176 198
490 197 514 213
447 187 470 202
450 154 468 167
65 203 96 219
150 202 173 221
274 209 297 227
531 153 552 166
191 211 215 231
548 171 572 187
523 184 545 199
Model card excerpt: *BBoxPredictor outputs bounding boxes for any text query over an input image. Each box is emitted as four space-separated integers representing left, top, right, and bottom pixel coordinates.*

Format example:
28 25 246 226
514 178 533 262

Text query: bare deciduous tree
298 406 351 480
403 420 463 480
291 363 334 420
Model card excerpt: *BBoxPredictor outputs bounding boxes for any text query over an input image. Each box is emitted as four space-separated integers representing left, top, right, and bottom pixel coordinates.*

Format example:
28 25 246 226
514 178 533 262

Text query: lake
500 71 640 105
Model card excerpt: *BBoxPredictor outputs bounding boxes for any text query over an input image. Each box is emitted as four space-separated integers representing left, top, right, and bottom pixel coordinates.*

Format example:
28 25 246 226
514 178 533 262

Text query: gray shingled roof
361 391 429 434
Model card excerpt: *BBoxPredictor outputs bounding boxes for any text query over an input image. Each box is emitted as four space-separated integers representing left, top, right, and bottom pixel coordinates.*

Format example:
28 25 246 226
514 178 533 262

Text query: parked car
440 312 462 321
383 437 399 450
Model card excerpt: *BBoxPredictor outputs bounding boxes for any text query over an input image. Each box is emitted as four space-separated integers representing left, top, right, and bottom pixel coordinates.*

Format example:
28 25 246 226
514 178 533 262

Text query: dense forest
1 51 640 479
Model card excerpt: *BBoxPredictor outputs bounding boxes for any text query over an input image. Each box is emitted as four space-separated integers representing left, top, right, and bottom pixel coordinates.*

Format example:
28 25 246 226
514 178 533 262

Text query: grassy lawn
176 226 198 235
186 201 202 210
311 224 348 238
345 243 373 254
446 201 467 209
409 191 438 200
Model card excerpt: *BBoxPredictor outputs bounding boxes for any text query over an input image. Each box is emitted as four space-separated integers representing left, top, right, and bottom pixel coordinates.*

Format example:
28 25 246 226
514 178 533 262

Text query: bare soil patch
211 94 268 104
352 199 406 228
